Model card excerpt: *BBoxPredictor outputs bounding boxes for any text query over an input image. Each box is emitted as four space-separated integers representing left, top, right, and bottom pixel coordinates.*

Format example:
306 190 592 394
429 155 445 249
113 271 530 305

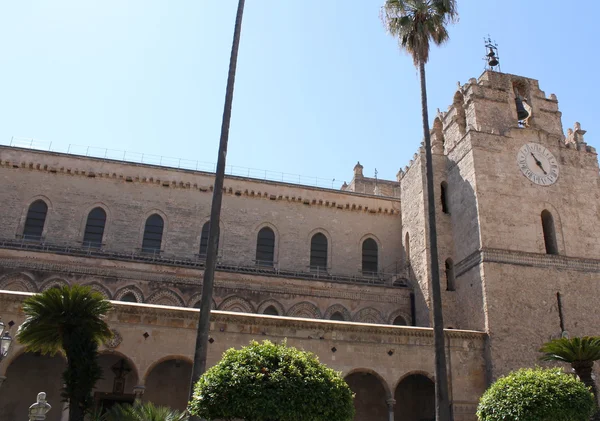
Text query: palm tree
101 402 189 421
189 0 246 417
540 336 600 417
17 285 112 421
382 2 457 421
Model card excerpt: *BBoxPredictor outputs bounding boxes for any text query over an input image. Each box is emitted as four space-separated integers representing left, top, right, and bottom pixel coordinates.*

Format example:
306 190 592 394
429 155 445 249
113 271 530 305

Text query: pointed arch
218 296 255 314
257 299 285 316
187 294 217 310
361 237 379 274
440 181 449 214
147 290 185 307
84 282 112 299
287 301 322 319
40 277 69 291
83 207 107 248
114 286 144 303
405 232 411 266
324 304 351 321
142 213 165 253
388 310 411 326
0 272 37 293
309 232 329 271
22 199 49 241
256 226 276 267
353 307 385 324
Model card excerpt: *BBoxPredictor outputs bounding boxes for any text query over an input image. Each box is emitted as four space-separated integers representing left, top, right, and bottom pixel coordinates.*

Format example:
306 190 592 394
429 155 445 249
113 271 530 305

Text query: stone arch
0 272 37 292
538 202 564 254
40 277 69 291
79 202 112 246
218 295 255 313
344 368 392 421
83 282 112 299
17 195 53 240
138 208 169 252
257 299 285 316
388 310 411 326
143 355 193 412
324 304 351 321
307 227 332 271
392 370 435 392
287 301 322 319
196 218 226 258
344 368 392 398
187 293 217 309
114 285 144 303
353 307 385 324
254 222 280 266
393 372 435 421
96 350 140 395
147 289 185 307
359 234 381 274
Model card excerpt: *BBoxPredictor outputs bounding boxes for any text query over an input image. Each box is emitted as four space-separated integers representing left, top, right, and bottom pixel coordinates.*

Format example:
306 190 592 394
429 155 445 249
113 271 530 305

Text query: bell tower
428 70 600 381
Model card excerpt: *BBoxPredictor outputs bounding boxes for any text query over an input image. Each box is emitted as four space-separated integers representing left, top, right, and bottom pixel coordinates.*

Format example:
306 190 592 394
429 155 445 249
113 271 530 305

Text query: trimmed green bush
188 340 355 421
477 367 595 421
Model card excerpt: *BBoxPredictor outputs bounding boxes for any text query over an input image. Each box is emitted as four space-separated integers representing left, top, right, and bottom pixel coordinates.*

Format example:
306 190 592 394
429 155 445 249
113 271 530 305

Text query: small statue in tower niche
565 128 575 145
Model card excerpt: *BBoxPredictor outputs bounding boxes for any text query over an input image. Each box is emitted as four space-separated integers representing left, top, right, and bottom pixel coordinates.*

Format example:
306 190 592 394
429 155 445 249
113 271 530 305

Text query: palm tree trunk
419 60 452 421
573 362 600 420
189 0 245 418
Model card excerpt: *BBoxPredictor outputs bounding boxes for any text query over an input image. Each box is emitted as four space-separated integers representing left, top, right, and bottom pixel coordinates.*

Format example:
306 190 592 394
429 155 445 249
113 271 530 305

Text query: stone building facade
0 70 599 420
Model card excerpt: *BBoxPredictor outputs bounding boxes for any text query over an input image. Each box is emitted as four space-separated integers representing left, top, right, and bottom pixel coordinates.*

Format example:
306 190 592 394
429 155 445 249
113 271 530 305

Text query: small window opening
541 210 558 255
199 222 219 258
23 200 48 241
445 258 455 291
142 214 164 254
256 227 275 266
310 233 328 271
441 182 450 214
121 293 137 303
362 238 378 274
393 316 407 326
83 207 107 248
405 232 410 266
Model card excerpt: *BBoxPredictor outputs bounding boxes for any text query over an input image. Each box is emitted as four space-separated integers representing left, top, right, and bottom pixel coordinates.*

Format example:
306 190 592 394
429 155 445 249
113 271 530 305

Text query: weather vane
483 36 500 72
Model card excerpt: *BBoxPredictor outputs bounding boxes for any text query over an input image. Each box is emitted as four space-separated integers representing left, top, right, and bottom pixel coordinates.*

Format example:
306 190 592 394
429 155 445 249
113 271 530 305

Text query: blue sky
1 1 597 185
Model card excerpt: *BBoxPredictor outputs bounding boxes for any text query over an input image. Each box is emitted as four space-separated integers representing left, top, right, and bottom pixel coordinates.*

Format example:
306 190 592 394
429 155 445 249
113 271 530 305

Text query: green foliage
17 285 112 421
189 340 355 421
96 402 188 421
381 0 458 66
540 336 600 364
477 368 595 421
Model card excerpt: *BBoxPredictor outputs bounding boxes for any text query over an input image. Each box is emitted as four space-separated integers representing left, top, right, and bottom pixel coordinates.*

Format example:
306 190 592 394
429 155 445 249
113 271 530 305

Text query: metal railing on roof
0 236 409 288
4 137 342 190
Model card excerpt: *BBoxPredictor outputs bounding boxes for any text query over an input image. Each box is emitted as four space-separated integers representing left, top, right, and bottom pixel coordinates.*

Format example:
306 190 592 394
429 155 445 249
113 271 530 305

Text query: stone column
0 375 6 389
133 385 146 403
386 398 396 421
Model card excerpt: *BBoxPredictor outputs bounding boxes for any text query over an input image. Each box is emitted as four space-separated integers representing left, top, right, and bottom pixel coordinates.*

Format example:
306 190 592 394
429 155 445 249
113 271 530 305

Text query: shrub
477 367 595 421
188 340 355 421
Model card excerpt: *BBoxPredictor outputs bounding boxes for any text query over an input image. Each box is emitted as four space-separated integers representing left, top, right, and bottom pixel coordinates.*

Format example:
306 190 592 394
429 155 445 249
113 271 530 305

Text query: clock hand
530 152 547 175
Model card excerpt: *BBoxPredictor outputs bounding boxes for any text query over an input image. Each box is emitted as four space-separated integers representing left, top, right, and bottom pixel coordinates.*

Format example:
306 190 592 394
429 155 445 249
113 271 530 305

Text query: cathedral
1 70 599 421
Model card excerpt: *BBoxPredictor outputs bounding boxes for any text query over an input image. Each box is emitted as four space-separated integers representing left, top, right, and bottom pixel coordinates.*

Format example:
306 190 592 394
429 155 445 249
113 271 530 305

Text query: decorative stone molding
147 289 185 307
353 307 385 324
113 286 144 303
388 309 411 326
39 277 69 291
187 293 216 309
287 301 322 319
84 282 112 299
105 329 123 349
0 272 37 293
218 295 255 313
456 247 600 277
257 299 286 316
324 304 351 321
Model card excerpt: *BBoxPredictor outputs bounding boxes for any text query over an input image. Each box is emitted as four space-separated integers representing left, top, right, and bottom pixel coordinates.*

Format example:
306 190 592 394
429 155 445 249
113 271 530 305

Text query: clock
516 143 559 186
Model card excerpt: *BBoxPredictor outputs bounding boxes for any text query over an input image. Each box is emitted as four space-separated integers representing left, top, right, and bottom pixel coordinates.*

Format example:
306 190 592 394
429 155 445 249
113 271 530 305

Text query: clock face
516 143 559 186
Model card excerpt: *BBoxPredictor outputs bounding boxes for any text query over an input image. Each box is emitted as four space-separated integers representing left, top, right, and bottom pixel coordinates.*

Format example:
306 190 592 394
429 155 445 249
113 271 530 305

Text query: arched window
256 227 275 266
362 238 378 274
193 301 201 309
541 210 558 255
263 305 279 316
120 293 137 303
405 232 410 266
23 200 48 241
393 315 407 326
83 207 106 248
330 312 345 321
142 214 164 253
445 258 455 291
310 233 328 271
199 222 219 258
441 181 449 214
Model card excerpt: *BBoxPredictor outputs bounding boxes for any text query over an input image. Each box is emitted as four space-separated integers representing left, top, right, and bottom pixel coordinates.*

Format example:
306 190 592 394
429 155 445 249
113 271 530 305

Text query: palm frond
104 402 189 421
540 336 600 363
381 0 456 66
